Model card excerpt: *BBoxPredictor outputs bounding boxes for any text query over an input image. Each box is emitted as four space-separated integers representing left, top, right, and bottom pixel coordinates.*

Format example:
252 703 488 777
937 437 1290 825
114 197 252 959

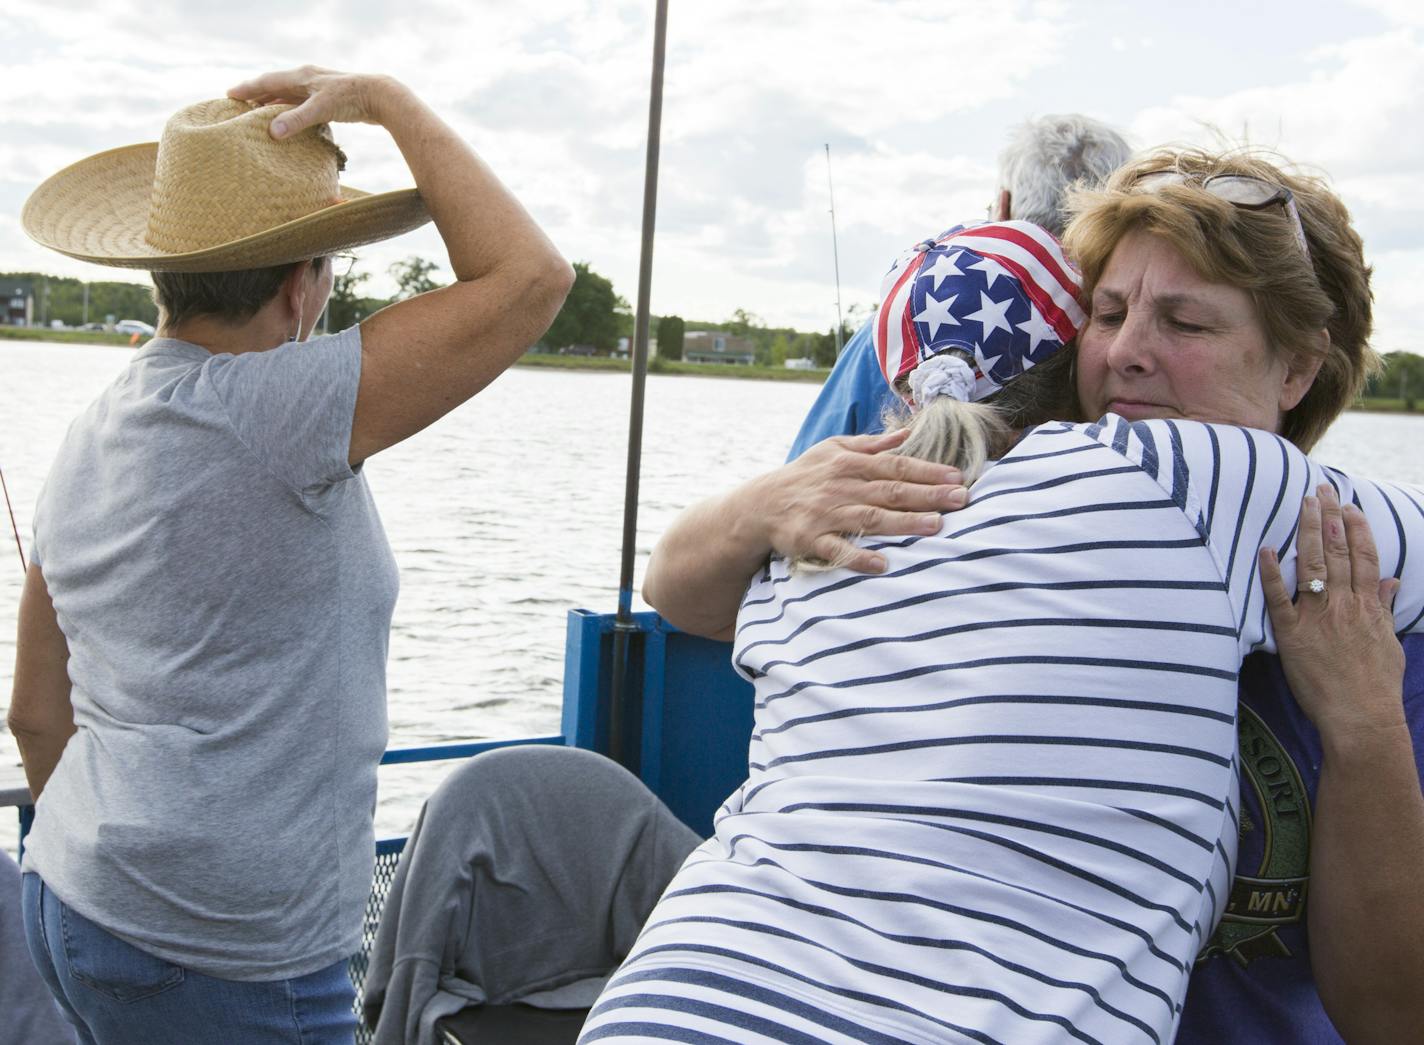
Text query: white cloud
1370 248 1424 354
2 0 1422 351
1126 26 1424 354
663 0 1064 138
1349 0 1424 28
0 1 1067 319
1129 31 1424 176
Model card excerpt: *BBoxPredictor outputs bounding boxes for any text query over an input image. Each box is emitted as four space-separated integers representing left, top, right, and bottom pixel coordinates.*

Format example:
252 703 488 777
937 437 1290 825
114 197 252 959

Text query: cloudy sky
2 0 1421 350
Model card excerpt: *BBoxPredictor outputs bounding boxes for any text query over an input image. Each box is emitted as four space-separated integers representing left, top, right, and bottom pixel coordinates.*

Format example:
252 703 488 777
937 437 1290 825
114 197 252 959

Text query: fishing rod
608 0 669 768
1 462 25 574
826 143 844 357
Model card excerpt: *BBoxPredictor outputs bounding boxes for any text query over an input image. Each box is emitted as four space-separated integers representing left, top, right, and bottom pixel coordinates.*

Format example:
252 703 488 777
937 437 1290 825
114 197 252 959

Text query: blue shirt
786 319 896 461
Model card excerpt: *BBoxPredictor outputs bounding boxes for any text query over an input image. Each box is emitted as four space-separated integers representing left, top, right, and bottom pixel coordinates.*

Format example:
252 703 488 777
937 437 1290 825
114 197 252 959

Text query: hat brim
21 142 431 272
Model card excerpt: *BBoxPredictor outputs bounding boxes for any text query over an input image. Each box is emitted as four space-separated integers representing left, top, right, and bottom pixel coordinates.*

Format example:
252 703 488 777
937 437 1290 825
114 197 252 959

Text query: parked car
115 319 156 336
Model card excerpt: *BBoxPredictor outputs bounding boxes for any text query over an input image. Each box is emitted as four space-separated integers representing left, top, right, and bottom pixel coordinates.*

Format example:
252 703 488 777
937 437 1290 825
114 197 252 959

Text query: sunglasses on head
1129 169 1312 262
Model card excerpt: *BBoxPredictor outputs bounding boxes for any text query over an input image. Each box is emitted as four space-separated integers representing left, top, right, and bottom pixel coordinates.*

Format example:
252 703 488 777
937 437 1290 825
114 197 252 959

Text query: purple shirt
1176 634 1424 1043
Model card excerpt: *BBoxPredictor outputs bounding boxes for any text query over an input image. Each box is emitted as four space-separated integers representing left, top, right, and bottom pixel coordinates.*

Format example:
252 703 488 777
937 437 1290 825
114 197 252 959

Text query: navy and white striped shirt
581 416 1424 1045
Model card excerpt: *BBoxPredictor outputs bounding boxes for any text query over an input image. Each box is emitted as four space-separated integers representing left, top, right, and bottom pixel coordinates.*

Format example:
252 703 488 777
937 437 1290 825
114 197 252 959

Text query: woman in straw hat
8 66 572 1044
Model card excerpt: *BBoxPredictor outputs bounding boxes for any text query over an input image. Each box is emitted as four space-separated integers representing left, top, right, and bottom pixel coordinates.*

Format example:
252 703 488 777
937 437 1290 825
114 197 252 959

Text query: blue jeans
21 872 357 1045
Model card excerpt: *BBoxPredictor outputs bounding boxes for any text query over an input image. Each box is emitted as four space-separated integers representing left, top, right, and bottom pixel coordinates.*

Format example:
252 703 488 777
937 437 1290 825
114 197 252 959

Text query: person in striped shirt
627 155 1423 1042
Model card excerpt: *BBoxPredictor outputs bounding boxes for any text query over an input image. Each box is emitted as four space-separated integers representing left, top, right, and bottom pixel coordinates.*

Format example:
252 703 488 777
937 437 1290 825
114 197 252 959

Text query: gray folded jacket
361 744 701 1045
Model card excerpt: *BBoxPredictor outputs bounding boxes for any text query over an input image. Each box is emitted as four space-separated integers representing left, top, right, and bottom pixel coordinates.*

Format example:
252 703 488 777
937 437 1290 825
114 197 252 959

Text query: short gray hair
152 257 327 328
999 114 1130 236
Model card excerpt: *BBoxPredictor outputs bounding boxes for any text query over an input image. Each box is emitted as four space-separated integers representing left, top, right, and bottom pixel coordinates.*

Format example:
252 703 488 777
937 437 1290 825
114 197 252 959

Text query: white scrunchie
907 353 976 409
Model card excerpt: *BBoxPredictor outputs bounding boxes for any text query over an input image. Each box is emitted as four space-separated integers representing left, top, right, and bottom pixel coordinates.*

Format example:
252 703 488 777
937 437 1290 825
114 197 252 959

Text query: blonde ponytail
890 397 1010 485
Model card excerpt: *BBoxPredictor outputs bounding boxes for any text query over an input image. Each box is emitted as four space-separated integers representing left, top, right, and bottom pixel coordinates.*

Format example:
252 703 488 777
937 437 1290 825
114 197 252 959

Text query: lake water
0 339 819 852
4 338 1424 854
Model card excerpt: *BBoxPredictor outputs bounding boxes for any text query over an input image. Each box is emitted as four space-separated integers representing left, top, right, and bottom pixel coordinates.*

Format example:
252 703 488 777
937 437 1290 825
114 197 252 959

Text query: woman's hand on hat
227 66 408 139
1259 483 1406 741
750 429 969 574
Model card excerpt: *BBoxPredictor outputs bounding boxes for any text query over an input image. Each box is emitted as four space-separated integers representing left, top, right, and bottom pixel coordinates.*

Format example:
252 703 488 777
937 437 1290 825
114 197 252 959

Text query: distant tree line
7 258 864 369
1365 351 1424 409
654 304 868 368
523 261 859 368
1 272 159 326
4 256 452 335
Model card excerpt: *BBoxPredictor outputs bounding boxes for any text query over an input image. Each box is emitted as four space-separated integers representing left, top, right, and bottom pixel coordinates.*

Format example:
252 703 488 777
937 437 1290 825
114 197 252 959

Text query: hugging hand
1259 483 1405 740
755 429 969 574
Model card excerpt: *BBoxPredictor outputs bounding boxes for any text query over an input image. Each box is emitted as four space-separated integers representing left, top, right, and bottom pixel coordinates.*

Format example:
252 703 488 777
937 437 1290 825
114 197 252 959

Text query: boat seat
436 1004 589 1045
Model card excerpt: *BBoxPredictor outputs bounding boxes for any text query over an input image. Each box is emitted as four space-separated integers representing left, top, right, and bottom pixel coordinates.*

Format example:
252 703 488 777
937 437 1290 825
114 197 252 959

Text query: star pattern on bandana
892 222 1076 393
913 290 960 340
967 255 1009 291
976 340 1011 383
965 291 1015 339
1016 309 1062 359
920 250 966 293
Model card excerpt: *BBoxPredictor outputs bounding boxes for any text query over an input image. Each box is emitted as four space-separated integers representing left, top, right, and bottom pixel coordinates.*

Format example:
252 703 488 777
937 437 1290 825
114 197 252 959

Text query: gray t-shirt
24 327 398 981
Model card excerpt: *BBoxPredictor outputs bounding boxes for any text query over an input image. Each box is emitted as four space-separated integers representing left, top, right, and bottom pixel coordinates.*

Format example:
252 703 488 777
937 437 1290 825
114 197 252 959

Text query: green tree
810 321 853 368
769 332 791 368
389 256 444 300
327 269 371 330
544 262 625 352
728 307 758 337
656 314 685 360
1372 351 1424 410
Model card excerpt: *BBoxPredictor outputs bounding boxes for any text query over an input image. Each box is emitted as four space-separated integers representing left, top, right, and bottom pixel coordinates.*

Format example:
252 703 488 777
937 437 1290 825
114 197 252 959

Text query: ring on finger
1298 577 1327 595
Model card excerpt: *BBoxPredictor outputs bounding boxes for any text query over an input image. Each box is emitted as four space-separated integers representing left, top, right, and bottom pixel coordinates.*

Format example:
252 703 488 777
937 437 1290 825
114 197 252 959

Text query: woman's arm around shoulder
644 430 967 640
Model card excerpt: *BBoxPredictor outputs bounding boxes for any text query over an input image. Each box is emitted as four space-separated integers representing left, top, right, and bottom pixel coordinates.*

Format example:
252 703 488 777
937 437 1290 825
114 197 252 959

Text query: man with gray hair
995 112 1134 235
787 113 1130 458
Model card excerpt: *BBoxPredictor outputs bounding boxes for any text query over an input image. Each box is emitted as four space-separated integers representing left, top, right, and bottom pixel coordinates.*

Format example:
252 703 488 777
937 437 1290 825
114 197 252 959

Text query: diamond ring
1301 578 1326 595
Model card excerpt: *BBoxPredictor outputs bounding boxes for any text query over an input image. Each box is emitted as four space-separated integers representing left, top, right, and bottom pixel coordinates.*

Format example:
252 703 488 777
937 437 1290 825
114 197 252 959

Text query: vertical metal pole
826 144 844 357
609 0 669 768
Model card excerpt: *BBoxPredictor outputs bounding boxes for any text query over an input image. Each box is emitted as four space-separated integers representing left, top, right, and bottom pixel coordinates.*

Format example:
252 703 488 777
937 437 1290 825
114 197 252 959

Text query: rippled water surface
0 339 817 849
3 337 1423 852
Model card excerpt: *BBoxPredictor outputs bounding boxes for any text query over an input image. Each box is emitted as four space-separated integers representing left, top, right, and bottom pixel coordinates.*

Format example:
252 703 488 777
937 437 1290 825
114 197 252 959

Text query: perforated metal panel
350 838 407 1045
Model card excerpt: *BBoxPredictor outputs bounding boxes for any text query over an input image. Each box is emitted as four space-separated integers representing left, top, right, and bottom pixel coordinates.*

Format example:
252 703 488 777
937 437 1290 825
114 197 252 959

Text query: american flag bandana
873 220 1086 407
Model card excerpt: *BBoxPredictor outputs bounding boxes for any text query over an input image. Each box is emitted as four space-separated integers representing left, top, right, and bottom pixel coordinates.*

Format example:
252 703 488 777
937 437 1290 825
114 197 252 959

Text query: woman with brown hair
634 150 1424 1041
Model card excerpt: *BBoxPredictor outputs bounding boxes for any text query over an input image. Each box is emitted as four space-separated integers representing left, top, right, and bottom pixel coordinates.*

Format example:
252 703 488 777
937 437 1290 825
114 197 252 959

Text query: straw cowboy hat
21 98 429 272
